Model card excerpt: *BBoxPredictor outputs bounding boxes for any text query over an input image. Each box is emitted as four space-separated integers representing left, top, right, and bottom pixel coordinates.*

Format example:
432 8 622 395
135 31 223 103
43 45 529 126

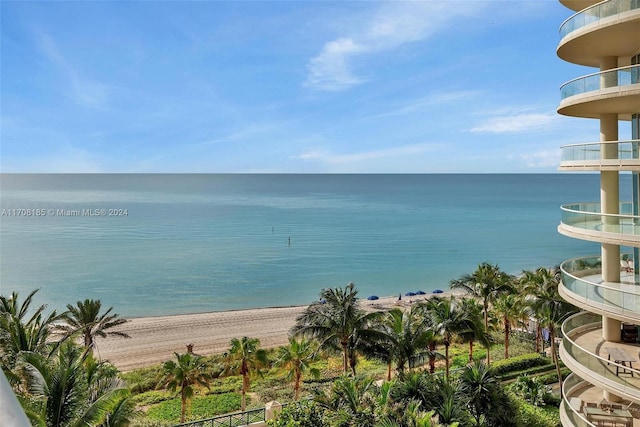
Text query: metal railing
174 407 266 427
560 65 640 100
560 0 640 38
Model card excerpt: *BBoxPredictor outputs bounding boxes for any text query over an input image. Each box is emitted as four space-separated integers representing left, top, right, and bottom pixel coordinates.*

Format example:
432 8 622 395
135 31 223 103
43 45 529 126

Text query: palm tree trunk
445 341 450 379
294 370 301 401
181 388 187 423
428 341 436 374
535 323 541 353
387 361 391 381
484 303 491 365
550 326 563 395
341 342 348 374
504 318 510 359
469 340 474 362
242 373 249 411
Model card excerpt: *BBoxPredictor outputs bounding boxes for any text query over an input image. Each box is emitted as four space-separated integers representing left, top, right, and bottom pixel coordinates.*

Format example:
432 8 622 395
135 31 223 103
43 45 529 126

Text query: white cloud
305 38 369 91
36 32 110 109
470 113 559 134
305 3 486 91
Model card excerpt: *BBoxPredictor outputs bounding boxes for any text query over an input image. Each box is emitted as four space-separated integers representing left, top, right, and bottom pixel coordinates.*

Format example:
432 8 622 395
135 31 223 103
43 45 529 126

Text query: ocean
0 173 614 317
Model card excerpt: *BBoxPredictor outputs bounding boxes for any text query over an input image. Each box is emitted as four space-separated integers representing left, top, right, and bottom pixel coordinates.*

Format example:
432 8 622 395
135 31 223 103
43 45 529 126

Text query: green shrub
514 395 561 427
536 368 571 385
146 393 243 423
492 353 549 376
267 400 328 427
121 366 164 394
130 390 174 406
509 375 551 406
207 377 242 395
498 364 556 381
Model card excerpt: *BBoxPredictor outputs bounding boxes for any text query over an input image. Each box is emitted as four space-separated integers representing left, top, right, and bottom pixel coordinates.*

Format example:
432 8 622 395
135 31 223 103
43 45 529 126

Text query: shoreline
96 294 446 371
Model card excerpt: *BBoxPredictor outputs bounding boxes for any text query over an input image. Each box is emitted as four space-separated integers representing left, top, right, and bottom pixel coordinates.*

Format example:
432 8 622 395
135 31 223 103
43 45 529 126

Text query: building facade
555 0 640 425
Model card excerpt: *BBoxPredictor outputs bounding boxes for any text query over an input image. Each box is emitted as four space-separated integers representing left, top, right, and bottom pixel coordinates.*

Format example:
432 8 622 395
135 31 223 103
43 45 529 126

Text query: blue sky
0 1 621 173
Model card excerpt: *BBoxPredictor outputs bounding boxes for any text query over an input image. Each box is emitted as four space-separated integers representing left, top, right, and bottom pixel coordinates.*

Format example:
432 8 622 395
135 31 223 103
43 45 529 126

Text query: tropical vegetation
1 262 575 426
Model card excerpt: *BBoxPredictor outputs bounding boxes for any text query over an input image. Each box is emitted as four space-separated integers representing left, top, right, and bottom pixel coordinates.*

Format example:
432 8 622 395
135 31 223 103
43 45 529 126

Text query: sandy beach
96 296 408 371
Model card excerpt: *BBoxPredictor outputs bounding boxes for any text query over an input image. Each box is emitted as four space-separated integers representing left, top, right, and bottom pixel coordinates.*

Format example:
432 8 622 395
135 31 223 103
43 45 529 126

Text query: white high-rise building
555 0 640 425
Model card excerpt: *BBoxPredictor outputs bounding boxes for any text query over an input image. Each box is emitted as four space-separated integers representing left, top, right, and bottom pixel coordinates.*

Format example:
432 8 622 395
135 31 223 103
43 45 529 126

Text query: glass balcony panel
561 312 640 398
560 256 640 319
560 202 640 236
560 0 640 38
561 399 594 427
559 141 639 162
560 66 640 101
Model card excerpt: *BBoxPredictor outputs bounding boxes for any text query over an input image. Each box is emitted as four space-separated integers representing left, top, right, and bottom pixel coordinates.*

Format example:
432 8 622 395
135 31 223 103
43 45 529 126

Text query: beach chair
621 260 631 272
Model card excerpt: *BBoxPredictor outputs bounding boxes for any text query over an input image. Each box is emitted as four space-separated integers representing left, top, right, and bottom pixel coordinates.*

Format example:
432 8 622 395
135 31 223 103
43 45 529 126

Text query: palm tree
161 352 210 423
450 262 515 364
274 337 320 400
493 293 526 359
0 289 65 370
224 336 267 411
522 267 577 392
313 376 378 427
458 361 517 427
292 283 385 374
456 297 489 363
60 299 129 353
0 289 46 320
361 307 436 380
22 341 131 427
421 296 473 379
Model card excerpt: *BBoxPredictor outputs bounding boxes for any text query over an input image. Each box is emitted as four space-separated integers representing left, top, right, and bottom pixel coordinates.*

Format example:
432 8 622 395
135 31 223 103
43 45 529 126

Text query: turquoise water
0 174 610 317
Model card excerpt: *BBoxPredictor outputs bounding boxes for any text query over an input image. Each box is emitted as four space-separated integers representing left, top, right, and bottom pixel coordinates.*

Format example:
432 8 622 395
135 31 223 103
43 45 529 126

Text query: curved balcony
558 65 640 120
560 140 640 171
559 203 640 246
560 373 598 427
557 1 640 67
559 311 640 402
559 256 640 322
561 372 640 426
560 0 640 38
560 0 607 13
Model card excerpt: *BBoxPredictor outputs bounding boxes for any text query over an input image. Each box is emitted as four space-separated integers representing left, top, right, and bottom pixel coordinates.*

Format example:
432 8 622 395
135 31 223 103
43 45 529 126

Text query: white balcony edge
558 223 640 246
559 280 640 323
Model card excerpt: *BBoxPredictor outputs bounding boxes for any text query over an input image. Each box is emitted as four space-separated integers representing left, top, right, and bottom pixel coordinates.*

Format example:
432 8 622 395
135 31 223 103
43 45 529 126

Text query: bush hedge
492 353 549 376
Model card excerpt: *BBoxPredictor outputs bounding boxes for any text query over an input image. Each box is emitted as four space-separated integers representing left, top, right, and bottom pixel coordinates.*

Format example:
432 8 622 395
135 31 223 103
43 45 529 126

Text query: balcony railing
561 140 640 162
561 373 597 427
560 0 640 39
560 311 640 399
174 408 266 427
560 202 640 240
560 65 640 100
560 256 640 321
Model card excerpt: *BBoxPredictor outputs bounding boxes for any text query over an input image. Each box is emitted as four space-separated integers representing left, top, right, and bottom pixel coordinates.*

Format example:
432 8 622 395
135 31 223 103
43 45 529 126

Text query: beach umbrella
405 292 416 297
432 289 444 294
367 295 379 301
415 290 426 295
